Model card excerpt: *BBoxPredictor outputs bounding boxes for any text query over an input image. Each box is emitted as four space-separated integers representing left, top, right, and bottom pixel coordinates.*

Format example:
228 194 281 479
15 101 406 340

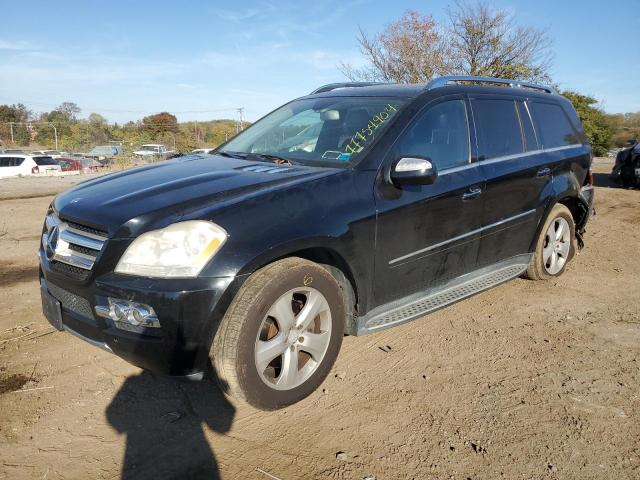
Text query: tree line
0 103 241 153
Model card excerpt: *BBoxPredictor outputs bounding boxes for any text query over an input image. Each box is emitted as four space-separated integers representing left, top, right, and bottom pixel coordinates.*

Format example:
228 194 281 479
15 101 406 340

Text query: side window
0 157 23 167
517 101 538 151
397 99 470 170
529 101 580 148
471 98 523 160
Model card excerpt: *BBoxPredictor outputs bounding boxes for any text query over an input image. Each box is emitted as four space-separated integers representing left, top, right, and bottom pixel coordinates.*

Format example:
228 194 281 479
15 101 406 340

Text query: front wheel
525 204 576 280
211 257 345 410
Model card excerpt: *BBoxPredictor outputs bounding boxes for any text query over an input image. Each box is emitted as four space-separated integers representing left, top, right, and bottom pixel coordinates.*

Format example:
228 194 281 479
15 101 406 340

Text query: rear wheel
526 204 576 280
211 257 345 410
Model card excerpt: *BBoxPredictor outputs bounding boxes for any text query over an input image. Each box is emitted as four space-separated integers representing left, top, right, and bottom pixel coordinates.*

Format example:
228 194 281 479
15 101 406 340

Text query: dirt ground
0 159 638 480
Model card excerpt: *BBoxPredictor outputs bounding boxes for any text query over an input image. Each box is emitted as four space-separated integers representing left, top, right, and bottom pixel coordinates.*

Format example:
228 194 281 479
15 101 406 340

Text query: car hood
53 154 336 237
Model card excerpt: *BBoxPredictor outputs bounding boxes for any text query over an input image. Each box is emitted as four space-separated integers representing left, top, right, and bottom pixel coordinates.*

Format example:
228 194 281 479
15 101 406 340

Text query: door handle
462 187 482 201
537 167 552 177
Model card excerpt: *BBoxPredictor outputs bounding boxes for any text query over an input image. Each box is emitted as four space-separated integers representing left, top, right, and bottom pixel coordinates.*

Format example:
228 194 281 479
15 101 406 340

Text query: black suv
611 139 640 188
40 76 594 409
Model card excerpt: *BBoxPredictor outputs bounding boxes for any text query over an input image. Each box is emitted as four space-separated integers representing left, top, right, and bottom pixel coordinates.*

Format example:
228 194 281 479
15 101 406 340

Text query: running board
355 254 531 335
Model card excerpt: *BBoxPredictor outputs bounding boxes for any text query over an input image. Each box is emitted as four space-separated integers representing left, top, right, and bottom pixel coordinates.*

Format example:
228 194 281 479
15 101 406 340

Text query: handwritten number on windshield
345 104 398 154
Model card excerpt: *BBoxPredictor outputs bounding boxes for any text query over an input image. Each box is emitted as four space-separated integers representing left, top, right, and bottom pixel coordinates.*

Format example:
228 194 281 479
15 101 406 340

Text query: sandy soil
0 159 638 480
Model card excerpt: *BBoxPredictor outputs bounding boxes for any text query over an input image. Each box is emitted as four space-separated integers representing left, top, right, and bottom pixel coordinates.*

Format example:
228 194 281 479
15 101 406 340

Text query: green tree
606 112 640 147
562 91 613 157
87 113 110 146
14 125 31 146
36 102 81 147
0 103 31 146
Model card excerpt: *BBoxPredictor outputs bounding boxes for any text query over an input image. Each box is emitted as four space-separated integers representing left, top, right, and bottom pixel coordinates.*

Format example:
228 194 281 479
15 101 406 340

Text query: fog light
106 298 160 329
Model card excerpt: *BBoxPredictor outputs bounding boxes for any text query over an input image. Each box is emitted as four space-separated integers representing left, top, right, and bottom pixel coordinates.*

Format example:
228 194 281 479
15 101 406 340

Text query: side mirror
390 157 438 186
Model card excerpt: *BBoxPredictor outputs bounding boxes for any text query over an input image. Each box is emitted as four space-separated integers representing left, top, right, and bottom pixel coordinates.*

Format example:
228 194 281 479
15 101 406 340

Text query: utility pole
9 122 14 143
53 125 58 150
237 108 245 132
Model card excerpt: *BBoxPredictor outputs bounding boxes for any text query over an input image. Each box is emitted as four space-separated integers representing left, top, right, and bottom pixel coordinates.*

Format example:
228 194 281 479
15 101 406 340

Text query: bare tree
339 11 449 83
340 3 553 84
447 1 552 82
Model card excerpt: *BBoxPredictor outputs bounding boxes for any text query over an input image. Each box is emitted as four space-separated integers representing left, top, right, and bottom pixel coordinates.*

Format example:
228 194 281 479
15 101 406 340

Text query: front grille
65 219 108 238
47 282 94 320
42 214 108 272
51 262 90 281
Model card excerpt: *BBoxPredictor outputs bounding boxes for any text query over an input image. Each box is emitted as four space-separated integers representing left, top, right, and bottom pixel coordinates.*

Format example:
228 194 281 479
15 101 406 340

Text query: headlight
115 221 227 277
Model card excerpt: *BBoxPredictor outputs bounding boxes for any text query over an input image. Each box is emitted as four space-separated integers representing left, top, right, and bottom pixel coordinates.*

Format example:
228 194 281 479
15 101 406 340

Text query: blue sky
0 0 638 123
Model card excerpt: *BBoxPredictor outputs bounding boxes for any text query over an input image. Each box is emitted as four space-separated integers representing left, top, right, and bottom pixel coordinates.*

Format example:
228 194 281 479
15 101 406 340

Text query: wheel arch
236 245 361 335
529 193 589 253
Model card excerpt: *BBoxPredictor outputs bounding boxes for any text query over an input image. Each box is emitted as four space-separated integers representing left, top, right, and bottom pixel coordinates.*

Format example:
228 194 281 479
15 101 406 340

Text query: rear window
471 98 523 160
529 101 580 148
0 157 25 167
33 156 57 165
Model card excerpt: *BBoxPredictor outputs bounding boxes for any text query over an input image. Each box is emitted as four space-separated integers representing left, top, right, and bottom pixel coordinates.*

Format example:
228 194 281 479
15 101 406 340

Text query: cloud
214 3 276 22
0 39 37 51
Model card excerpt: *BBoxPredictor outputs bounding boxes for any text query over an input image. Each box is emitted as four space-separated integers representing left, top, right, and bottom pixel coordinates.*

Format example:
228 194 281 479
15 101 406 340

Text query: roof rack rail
425 75 556 94
310 82 383 95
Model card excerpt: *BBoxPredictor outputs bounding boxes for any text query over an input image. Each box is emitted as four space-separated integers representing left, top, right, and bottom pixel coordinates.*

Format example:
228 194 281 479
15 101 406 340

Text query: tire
525 204 576 280
211 257 345 410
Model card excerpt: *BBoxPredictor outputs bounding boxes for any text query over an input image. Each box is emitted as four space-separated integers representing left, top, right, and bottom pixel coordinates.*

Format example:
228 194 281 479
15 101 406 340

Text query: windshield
221 96 405 167
139 145 158 151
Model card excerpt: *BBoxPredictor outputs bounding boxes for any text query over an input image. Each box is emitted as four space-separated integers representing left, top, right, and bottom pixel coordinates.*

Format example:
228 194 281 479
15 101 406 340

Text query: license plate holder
41 282 63 331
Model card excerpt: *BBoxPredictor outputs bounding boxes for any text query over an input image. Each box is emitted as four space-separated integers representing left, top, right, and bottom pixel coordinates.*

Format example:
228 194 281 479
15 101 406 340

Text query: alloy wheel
542 217 571 275
254 287 332 390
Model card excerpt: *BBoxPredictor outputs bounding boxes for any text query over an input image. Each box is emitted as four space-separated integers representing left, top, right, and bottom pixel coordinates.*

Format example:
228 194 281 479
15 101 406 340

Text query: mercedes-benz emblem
45 225 59 260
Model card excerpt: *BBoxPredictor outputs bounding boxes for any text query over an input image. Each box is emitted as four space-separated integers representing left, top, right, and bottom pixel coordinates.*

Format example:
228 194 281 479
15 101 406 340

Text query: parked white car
133 144 175 158
32 155 62 173
0 154 40 178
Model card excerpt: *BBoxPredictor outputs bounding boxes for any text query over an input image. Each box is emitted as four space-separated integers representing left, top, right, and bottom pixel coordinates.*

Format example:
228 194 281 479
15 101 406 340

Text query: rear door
471 95 552 267
373 95 486 306
0 157 25 178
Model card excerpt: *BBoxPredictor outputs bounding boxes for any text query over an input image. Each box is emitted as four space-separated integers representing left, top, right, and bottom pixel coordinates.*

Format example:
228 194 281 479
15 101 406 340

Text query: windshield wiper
248 153 298 165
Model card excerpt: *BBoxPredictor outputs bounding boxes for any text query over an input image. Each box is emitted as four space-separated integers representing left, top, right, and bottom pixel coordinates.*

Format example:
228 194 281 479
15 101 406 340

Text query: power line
0 96 241 115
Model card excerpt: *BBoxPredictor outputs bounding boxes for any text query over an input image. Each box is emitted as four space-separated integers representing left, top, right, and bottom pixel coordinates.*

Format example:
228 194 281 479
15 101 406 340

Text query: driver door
373 95 486 306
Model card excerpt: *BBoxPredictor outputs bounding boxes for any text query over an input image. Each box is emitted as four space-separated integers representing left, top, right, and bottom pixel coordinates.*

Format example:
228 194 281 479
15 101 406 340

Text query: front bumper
39 253 238 377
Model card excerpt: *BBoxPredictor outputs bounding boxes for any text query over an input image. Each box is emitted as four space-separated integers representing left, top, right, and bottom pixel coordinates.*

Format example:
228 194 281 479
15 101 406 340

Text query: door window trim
437 143 583 176
383 94 474 174
522 100 540 148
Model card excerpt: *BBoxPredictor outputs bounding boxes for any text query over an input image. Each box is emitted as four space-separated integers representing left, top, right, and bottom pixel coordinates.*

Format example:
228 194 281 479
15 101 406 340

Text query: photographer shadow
106 362 235 480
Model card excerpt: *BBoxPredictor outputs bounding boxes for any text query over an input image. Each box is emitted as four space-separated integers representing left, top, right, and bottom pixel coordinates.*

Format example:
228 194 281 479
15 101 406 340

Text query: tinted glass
222 96 405 167
397 99 470 170
517 101 538 151
0 157 25 167
472 98 523 160
33 156 57 165
529 101 579 148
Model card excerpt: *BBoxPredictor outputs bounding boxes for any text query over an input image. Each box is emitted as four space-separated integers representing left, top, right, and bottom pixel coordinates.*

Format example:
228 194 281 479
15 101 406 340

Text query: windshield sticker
322 150 342 160
344 104 398 154
338 153 352 161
